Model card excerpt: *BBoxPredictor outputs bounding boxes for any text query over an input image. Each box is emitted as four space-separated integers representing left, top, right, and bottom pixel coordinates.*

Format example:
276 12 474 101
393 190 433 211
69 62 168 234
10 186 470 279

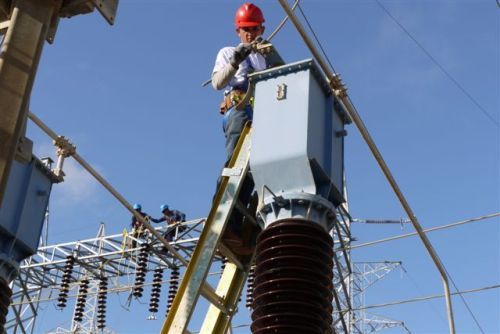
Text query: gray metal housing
0 157 56 280
249 59 349 229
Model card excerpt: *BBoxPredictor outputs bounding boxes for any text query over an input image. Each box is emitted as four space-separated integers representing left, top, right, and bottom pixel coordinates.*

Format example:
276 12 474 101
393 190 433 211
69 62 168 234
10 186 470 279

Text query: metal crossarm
161 124 256 334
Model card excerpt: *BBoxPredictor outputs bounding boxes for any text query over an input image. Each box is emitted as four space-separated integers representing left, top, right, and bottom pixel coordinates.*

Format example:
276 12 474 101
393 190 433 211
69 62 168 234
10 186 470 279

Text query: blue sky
25 0 498 333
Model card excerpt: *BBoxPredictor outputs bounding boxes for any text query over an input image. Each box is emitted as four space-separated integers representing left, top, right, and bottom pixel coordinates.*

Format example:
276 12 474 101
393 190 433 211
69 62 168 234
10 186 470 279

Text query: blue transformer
249 59 351 230
0 158 57 281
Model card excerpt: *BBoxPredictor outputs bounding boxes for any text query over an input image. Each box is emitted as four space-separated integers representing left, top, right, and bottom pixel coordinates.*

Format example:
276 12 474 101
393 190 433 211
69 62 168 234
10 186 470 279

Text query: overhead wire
400 264 450 326
296 3 336 73
349 212 500 250
265 0 299 41
350 212 499 333
190 283 500 333
374 0 499 128
276 2 500 332
350 213 495 332
443 267 486 333
279 2 457 330
345 284 500 312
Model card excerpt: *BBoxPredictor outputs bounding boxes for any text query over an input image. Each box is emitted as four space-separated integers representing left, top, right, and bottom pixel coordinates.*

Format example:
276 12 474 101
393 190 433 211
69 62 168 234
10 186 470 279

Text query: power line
296 3 337 74
350 212 499 333
400 264 449 326
195 284 500 331
343 284 500 312
266 0 299 41
444 267 486 333
349 212 500 250
374 0 499 128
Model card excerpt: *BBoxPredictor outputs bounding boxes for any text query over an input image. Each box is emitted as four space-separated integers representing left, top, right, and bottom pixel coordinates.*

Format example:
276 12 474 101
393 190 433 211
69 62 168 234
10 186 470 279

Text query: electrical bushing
0 157 57 332
249 60 349 333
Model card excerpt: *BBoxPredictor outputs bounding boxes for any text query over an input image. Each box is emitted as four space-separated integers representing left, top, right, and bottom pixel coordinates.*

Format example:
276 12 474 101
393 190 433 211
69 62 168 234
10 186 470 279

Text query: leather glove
230 43 252 69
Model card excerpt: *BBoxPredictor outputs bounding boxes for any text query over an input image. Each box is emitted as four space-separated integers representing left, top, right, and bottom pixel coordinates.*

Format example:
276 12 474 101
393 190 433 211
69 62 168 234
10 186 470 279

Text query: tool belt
219 89 247 115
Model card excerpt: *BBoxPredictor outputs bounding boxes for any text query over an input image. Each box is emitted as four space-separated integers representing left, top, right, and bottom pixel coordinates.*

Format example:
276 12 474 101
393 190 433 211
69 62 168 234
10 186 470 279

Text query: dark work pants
217 106 254 234
223 107 252 162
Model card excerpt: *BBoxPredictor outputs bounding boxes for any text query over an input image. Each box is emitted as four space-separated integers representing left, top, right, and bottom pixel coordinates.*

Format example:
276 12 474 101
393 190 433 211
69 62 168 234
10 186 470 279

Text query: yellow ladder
161 124 258 334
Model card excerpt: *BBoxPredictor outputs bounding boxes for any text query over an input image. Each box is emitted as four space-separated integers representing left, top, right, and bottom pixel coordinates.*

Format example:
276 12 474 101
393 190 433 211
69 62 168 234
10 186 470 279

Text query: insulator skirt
251 220 334 334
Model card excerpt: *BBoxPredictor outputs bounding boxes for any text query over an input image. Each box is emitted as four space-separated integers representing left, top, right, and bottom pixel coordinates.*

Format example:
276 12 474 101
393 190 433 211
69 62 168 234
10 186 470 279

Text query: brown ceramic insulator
166 266 180 317
57 255 76 309
149 268 163 314
251 219 334 334
97 276 108 329
73 279 90 323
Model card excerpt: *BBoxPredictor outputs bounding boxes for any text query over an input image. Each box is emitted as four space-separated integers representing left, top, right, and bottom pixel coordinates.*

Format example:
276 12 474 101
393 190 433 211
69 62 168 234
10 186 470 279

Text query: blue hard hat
133 203 142 210
160 204 169 212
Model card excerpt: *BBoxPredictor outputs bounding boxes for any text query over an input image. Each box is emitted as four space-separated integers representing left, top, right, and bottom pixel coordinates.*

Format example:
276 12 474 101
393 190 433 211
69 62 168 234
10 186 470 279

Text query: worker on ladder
211 2 267 161
211 3 267 253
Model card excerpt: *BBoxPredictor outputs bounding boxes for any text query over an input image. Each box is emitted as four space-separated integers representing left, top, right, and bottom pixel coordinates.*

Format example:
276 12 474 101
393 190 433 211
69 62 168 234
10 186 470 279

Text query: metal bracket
53 136 76 158
92 0 118 25
59 0 118 25
221 167 243 177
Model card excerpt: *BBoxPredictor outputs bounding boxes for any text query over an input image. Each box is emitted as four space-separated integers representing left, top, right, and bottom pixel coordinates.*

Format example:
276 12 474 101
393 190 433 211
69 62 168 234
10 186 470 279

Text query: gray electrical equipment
0 157 58 281
250 59 350 230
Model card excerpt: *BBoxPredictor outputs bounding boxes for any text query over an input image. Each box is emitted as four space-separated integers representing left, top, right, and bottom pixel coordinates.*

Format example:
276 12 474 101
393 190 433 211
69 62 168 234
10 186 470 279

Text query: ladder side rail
200 258 252 333
160 125 252 334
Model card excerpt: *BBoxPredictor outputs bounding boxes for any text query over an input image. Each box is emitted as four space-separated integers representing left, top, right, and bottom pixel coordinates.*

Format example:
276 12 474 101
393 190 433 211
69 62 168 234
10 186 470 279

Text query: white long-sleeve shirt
211 46 266 95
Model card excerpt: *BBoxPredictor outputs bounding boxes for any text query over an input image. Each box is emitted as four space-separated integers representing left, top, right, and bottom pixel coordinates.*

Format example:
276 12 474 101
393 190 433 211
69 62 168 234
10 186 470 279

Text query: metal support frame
331 208 354 333
350 261 409 333
7 220 205 333
277 2 456 333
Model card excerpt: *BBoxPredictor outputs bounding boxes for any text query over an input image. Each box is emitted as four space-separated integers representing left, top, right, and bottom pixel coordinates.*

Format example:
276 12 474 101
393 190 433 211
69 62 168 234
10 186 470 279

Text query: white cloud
53 159 99 202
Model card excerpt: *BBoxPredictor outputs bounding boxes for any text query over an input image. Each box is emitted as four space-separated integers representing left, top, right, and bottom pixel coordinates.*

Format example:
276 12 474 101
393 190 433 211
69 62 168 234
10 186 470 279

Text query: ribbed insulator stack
165 266 179 317
73 279 90 322
246 264 256 310
251 220 334 334
57 255 75 308
0 277 12 334
133 243 150 297
148 267 163 314
97 276 108 329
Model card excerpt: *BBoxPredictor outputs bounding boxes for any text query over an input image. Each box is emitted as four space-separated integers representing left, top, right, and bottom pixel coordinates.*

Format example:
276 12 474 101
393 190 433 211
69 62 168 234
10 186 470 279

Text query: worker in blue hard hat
130 203 153 247
130 203 152 229
152 204 187 242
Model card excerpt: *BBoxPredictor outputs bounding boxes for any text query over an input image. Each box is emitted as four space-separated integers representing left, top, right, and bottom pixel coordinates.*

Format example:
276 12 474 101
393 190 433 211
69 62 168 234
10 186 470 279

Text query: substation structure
7 210 409 334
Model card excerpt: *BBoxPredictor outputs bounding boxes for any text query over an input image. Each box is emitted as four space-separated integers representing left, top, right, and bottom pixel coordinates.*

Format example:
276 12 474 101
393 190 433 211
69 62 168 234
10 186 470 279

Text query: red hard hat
235 3 265 28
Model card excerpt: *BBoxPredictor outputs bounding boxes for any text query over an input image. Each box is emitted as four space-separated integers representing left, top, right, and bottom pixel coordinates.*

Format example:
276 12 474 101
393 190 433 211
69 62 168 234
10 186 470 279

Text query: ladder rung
200 283 230 315
217 243 244 271
234 200 259 227
0 19 10 32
